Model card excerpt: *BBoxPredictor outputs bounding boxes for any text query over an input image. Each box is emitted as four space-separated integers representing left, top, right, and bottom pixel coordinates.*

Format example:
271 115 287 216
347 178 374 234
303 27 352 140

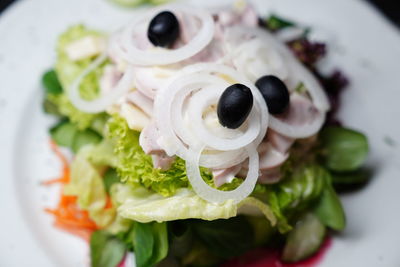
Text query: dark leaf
282 213 326 263
319 127 369 172
266 14 295 31
50 121 78 148
42 70 63 95
72 128 102 153
90 230 126 267
314 184 346 231
103 168 120 195
191 216 254 259
169 221 193 258
133 222 168 267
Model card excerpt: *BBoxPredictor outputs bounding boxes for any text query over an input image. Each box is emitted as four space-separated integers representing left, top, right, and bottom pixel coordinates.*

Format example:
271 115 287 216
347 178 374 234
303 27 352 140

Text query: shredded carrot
42 140 70 185
105 196 113 209
44 140 99 241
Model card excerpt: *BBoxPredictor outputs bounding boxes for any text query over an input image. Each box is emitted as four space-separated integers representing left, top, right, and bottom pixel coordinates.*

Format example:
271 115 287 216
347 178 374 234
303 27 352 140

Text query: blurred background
1 0 400 27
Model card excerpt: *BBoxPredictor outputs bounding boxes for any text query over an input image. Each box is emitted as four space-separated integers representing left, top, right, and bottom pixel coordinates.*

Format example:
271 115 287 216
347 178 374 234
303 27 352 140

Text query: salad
42 1 370 267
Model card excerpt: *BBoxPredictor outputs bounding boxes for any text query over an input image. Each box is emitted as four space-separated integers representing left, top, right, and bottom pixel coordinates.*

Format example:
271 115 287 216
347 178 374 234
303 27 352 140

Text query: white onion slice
224 26 330 112
157 74 247 168
188 84 261 151
154 63 269 169
186 145 259 204
269 94 326 138
68 53 135 113
112 5 215 66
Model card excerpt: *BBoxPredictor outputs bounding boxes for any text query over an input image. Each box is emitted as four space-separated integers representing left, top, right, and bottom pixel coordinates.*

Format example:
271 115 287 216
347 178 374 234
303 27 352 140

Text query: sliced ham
139 122 164 154
99 65 123 95
140 122 175 170
267 129 295 154
126 90 153 117
269 92 325 138
258 166 282 184
212 164 242 187
151 153 176 171
258 143 288 170
215 4 258 28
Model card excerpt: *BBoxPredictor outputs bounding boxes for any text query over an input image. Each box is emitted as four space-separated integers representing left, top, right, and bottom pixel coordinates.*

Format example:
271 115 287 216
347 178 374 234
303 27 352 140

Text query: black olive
147 11 180 48
217 84 253 129
255 75 290 115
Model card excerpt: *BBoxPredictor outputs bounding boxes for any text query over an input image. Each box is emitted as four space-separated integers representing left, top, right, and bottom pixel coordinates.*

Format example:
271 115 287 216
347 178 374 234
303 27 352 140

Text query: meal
41 1 369 266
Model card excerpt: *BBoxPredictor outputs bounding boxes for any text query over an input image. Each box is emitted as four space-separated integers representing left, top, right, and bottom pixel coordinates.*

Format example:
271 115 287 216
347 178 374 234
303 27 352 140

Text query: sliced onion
111 5 215 66
187 84 261 151
269 94 326 138
154 63 269 169
68 53 135 113
224 26 330 112
186 145 259 204
229 37 288 82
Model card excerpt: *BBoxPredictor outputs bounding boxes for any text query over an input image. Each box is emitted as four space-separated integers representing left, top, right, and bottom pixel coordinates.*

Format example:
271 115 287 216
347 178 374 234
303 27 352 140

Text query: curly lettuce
45 25 107 129
106 115 213 196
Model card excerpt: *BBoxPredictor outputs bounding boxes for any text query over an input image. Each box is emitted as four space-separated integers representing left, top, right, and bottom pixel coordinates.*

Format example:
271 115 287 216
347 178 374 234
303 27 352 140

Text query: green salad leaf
191 216 254 259
266 14 295 31
46 94 102 130
55 24 105 101
71 128 102 153
107 115 213 196
64 147 115 227
117 187 236 222
42 69 63 95
114 184 277 224
90 230 126 267
282 213 326 263
267 164 330 233
103 168 120 195
86 139 119 168
133 222 168 267
43 25 107 130
314 183 346 230
50 121 78 147
50 120 102 152
319 126 369 172
331 168 371 185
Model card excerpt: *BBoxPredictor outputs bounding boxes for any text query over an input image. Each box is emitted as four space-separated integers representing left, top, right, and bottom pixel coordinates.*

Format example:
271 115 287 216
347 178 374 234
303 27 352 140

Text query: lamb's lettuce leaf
319 126 369 172
133 222 168 267
90 230 126 267
267 164 331 233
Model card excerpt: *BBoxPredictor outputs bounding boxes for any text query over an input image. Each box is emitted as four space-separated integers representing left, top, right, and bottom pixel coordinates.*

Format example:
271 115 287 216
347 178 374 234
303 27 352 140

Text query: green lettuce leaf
133 222 168 267
86 139 119 168
55 24 106 100
106 115 213 196
113 184 277 224
267 164 330 233
319 126 369 172
45 25 107 130
64 146 115 227
90 230 126 267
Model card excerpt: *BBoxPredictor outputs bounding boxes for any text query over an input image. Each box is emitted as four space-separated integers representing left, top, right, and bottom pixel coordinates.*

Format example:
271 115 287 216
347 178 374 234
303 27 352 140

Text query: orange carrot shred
44 140 99 241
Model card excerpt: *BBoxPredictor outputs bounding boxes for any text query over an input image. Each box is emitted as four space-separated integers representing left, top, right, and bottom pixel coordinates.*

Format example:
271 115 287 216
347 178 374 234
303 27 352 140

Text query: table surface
0 0 400 28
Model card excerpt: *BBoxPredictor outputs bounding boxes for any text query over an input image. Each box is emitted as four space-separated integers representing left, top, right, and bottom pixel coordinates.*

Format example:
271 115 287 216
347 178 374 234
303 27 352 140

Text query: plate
1 0 400 266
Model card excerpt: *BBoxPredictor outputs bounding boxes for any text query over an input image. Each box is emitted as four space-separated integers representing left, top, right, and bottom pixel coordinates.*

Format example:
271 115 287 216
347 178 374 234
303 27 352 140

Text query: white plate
1 0 400 266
